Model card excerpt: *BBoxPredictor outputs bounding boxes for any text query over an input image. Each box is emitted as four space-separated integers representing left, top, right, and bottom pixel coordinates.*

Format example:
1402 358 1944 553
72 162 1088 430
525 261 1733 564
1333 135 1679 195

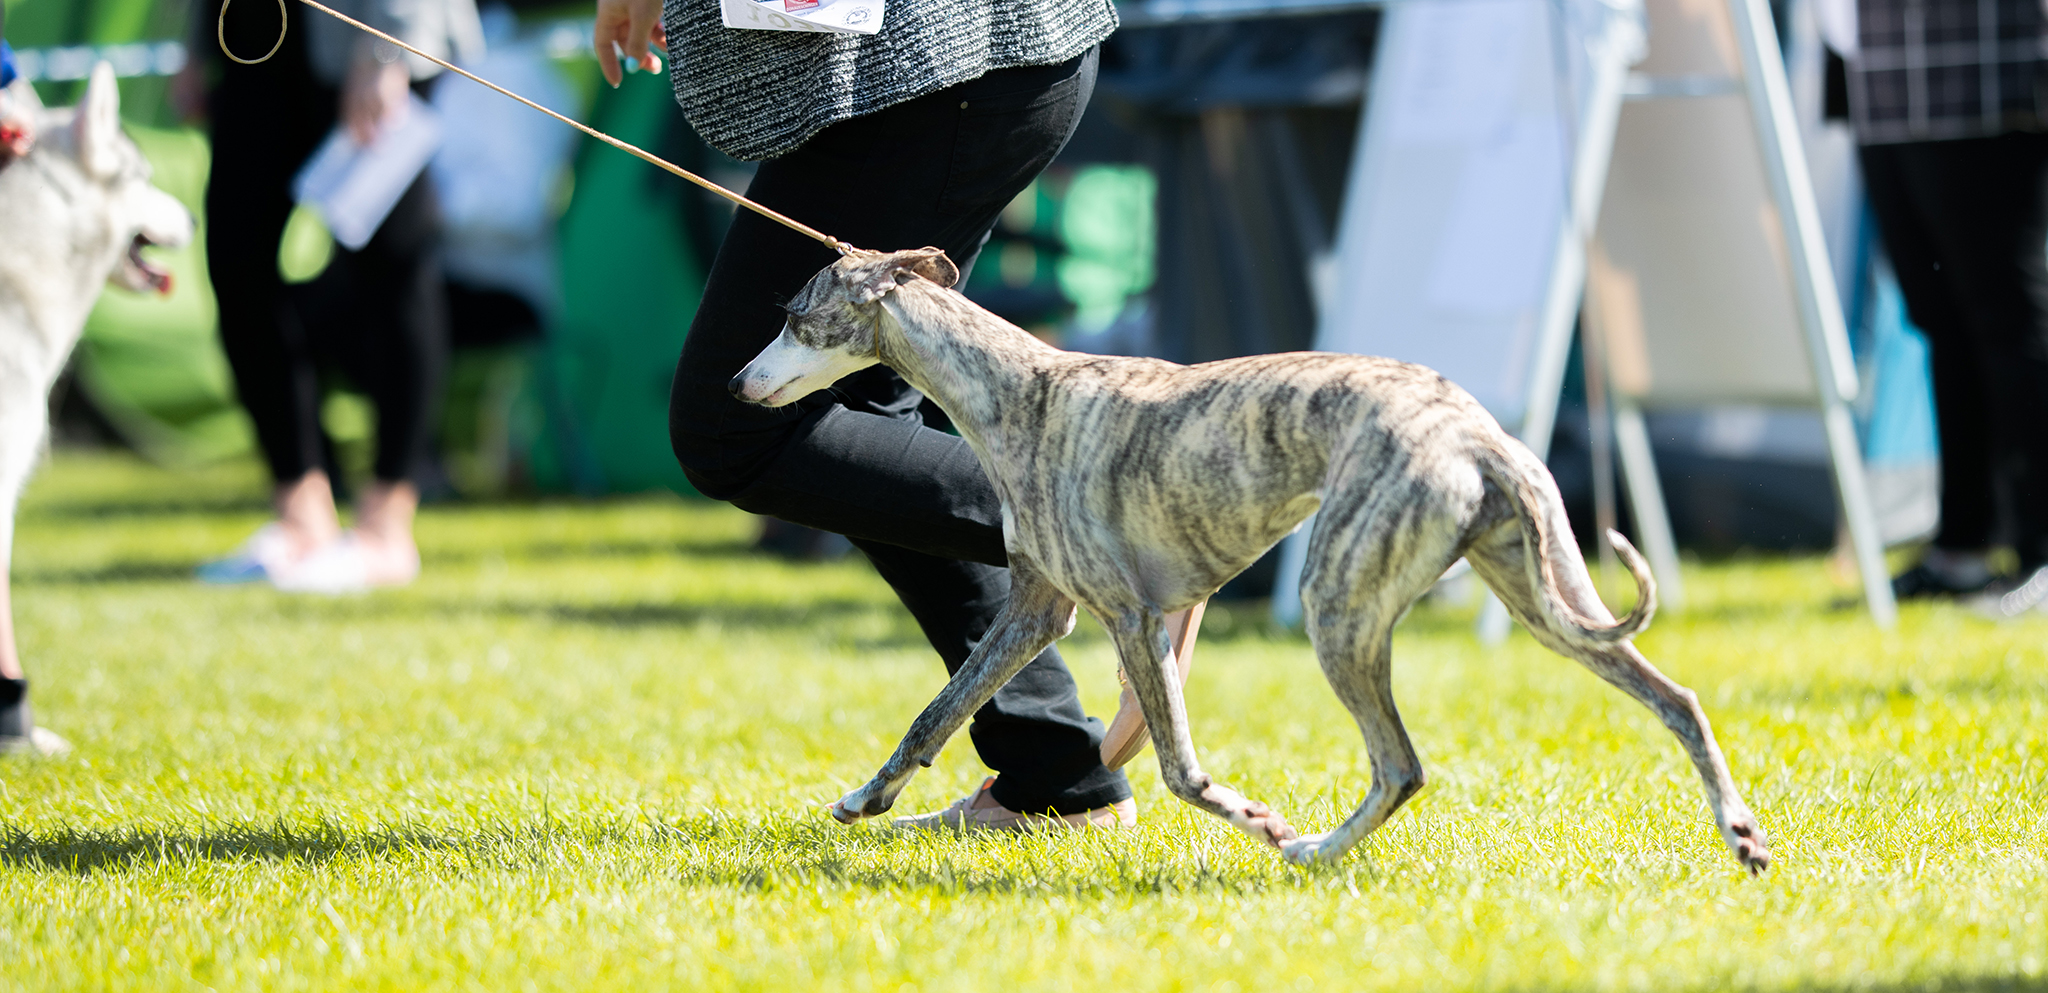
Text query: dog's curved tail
1478 445 1655 646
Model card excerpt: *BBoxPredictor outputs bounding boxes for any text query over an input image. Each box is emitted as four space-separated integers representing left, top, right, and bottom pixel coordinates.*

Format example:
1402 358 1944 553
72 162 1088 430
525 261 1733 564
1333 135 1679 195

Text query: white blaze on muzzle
729 324 875 407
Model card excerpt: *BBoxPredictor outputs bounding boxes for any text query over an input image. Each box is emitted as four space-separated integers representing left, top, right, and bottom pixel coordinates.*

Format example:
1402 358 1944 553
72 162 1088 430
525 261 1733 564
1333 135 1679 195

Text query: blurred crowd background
7 0 1947 596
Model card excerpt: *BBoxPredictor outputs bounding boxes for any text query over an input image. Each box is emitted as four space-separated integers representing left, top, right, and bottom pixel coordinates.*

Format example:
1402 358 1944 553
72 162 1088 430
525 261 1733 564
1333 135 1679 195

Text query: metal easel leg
1727 0 1897 626
1823 400 1899 626
1612 396 1685 610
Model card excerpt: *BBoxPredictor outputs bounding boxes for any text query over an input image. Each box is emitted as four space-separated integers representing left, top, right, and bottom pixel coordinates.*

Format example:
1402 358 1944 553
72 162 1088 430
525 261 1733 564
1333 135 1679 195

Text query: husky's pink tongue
129 236 174 295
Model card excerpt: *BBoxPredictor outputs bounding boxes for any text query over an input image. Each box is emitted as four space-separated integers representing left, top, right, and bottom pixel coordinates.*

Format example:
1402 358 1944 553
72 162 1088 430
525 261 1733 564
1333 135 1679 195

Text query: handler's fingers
629 2 662 73
593 2 629 86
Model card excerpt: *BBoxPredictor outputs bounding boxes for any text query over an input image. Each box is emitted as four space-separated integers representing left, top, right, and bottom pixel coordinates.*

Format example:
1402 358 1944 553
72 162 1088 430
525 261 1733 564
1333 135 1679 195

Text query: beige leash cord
217 0 858 255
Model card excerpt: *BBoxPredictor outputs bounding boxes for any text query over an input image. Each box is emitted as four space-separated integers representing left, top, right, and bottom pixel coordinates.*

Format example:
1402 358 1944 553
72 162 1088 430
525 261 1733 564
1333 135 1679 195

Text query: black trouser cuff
0 677 30 739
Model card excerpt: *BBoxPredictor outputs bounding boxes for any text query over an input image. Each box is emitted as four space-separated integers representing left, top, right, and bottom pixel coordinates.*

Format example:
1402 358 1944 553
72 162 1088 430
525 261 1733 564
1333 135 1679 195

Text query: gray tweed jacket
662 0 1117 161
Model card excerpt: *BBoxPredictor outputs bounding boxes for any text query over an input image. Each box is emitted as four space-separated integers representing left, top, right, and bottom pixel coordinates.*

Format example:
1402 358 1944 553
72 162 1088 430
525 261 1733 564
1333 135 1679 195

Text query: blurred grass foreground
2 452 2045 991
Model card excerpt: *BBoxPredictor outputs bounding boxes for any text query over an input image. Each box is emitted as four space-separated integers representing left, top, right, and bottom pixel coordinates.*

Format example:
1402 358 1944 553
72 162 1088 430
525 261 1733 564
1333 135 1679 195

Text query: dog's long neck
877 284 1061 442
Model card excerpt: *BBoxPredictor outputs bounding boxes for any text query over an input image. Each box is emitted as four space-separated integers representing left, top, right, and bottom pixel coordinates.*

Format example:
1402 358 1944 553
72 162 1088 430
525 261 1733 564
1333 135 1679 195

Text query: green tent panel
532 67 707 496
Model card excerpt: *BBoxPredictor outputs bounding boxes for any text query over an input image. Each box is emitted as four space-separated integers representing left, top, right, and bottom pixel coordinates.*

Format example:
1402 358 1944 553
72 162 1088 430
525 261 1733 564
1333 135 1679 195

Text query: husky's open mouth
117 233 175 295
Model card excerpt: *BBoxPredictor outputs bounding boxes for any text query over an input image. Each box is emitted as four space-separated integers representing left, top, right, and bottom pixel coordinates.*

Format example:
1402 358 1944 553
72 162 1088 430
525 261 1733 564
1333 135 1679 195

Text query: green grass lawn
3 452 2043 991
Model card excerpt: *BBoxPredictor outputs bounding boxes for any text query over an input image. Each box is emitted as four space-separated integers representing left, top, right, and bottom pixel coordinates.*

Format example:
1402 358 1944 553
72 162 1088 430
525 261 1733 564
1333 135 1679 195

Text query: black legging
667 50 1130 815
1863 132 2048 571
206 0 446 487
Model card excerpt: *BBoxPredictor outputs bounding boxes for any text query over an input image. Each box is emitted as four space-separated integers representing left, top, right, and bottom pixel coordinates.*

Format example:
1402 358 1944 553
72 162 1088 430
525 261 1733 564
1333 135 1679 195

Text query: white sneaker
269 535 371 594
1974 566 2048 620
0 726 72 758
269 532 420 594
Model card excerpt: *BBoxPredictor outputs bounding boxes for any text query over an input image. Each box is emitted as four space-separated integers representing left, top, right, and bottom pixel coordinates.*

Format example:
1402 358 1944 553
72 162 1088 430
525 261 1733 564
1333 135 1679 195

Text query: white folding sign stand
1272 0 1897 633
1727 0 1895 627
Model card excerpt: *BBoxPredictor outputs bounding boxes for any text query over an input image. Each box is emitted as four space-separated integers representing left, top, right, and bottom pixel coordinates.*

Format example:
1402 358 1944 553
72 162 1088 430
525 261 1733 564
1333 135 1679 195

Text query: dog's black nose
727 374 746 397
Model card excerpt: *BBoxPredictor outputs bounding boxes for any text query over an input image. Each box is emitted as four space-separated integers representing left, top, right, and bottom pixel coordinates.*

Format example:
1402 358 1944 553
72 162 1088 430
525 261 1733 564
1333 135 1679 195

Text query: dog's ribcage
966 352 1496 612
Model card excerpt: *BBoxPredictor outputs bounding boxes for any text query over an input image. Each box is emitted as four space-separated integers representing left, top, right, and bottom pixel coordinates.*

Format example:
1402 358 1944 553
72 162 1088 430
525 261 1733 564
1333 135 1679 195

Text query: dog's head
2 63 193 301
728 247 959 407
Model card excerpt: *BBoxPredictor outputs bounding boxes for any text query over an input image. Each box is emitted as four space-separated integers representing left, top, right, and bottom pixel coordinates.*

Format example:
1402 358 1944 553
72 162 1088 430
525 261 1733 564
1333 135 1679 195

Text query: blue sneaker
196 524 292 584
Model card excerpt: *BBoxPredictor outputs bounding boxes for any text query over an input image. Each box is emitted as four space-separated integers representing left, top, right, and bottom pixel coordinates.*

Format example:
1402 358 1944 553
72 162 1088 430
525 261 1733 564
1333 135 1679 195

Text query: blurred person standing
180 0 480 592
1830 0 2048 616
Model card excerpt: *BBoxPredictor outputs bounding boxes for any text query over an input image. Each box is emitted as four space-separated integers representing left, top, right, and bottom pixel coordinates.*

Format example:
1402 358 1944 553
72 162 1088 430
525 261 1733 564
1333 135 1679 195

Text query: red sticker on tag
784 0 820 10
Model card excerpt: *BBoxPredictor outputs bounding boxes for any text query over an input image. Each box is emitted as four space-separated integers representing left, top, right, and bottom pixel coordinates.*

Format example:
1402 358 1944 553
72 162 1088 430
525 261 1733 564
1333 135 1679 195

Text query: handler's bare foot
265 481 420 593
351 481 422 586
889 777 1135 832
1100 602 1205 769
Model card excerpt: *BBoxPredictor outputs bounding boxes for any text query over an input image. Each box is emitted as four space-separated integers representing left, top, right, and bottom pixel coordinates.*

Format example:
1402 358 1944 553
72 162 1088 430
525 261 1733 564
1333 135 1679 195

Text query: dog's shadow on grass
11 561 201 586
0 823 466 875
0 817 1285 896
423 539 762 565
500 598 890 632
20 494 272 523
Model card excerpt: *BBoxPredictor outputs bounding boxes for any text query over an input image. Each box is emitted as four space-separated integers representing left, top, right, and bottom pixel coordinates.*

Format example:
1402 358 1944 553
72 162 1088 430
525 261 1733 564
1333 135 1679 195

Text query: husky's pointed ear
73 62 124 179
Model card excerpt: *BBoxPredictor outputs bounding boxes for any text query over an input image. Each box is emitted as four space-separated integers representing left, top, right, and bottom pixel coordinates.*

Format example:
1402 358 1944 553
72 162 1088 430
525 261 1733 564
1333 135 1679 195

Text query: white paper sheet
292 94 444 251
720 0 883 35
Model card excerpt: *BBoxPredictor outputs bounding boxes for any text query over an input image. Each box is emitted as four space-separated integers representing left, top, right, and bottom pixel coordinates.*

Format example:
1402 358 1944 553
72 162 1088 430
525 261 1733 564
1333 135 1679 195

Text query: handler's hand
342 51 411 146
595 0 665 88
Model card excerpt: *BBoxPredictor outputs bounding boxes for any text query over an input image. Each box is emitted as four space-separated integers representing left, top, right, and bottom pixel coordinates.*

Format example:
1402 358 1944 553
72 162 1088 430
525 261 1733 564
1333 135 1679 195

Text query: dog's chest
976 378 1339 598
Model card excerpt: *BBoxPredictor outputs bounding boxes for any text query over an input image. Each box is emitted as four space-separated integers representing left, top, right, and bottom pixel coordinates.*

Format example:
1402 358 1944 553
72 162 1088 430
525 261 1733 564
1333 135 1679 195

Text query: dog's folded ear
895 248 959 289
844 247 960 303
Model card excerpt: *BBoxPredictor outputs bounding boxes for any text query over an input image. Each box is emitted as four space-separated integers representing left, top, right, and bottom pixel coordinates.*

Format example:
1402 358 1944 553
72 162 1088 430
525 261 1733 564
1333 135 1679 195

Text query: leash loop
210 0 857 255
217 0 291 65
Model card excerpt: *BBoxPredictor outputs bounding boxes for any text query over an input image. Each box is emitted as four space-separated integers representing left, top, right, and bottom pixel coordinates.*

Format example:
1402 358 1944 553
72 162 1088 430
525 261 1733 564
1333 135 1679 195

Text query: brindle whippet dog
730 248 1770 873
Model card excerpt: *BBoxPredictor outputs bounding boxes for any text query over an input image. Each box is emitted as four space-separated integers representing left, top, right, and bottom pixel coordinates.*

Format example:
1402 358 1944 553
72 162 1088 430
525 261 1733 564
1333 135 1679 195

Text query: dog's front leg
828 570 1077 824
1105 610 1297 847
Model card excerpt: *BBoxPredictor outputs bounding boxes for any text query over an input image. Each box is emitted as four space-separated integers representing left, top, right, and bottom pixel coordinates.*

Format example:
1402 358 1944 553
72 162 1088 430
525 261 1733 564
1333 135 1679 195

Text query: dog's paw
1280 833 1337 866
1725 816 1772 875
826 781 892 825
1201 784 1298 848
1239 804 1298 848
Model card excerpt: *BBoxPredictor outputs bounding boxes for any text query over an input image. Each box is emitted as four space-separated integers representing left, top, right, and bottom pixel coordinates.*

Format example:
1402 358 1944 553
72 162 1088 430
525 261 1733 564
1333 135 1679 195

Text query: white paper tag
292 94 444 251
720 0 883 36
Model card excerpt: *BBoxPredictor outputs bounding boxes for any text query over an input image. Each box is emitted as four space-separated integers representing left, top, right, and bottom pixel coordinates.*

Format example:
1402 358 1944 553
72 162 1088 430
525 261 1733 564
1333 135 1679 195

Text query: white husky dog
0 63 194 754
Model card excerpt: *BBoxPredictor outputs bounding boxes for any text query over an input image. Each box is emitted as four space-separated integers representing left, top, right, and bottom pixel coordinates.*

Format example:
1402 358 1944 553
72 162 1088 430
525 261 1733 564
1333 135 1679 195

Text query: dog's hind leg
828 566 1077 824
1279 513 1459 866
1103 608 1297 847
1462 524 1771 873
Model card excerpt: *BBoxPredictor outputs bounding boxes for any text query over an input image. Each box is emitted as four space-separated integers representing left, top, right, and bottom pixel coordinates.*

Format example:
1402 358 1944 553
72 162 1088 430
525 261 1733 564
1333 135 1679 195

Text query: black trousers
206 0 447 487
1862 133 2048 570
667 50 1129 814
